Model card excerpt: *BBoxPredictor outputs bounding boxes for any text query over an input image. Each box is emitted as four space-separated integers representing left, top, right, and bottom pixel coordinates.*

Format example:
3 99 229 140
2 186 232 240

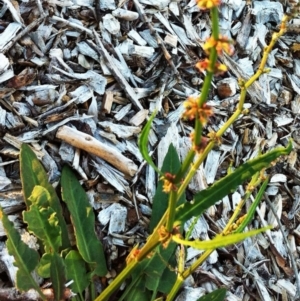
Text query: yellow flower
197 0 221 9
195 59 210 72
203 35 234 55
195 59 228 74
182 95 199 120
198 103 214 125
182 96 214 124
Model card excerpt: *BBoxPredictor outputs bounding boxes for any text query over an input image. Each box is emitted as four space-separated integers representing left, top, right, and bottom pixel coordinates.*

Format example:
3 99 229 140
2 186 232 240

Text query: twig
2 16 45 53
56 125 138 177
264 194 300 300
50 16 93 37
93 29 143 110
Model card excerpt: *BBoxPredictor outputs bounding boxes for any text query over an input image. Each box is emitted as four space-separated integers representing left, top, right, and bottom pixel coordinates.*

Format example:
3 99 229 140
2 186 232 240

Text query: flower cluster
203 35 234 56
197 0 221 10
182 96 214 124
190 133 210 153
196 58 227 74
161 172 177 193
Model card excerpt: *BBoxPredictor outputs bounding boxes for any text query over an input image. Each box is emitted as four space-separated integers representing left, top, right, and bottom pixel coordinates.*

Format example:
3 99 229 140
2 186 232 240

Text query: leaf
234 177 269 234
20 144 70 250
61 165 107 276
172 226 271 250
144 242 177 294
197 288 226 301
23 186 61 253
149 144 184 232
138 110 162 175
50 252 66 301
129 242 177 298
0 208 45 300
65 250 89 294
175 141 293 224
125 281 152 301
37 253 52 278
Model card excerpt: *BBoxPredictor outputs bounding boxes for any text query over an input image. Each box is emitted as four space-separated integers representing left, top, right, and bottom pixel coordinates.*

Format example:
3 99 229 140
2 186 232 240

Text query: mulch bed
1 0 300 300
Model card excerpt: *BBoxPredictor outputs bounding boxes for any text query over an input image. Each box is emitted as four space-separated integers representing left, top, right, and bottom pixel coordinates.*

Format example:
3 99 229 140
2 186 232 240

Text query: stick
56 125 138 177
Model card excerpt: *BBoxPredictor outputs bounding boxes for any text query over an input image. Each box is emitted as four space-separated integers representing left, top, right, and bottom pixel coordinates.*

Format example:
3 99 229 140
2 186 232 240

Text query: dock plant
0 1 298 301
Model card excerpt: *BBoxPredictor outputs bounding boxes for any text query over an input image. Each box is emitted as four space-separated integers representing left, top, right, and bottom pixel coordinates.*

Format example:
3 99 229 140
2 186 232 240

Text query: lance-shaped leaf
23 186 61 253
138 110 162 175
20 144 70 250
61 165 107 276
197 288 226 301
150 144 184 231
50 252 66 301
175 141 293 224
65 250 89 294
234 177 269 234
0 208 45 300
172 226 271 250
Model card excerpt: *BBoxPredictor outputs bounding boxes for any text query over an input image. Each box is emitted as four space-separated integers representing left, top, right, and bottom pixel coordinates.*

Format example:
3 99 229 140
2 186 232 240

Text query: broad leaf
37 253 52 278
149 144 183 231
197 288 226 301
175 141 292 224
0 208 45 300
129 242 177 299
50 252 66 301
20 144 70 249
23 186 61 253
61 165 107 276
65 250 89 294
172 226 271 250
138 110 162 175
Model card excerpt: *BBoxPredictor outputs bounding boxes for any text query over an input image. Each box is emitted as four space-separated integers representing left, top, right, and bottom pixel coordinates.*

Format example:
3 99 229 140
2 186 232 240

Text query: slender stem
166 190 178 232
174 149 195 183
94 261 136 301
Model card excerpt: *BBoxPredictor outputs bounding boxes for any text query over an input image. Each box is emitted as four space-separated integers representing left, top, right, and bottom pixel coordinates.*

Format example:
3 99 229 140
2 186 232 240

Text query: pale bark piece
56 125 137 176
98 121 141 139
112 8 139 21
204 150 221 184
0 23 22 51
129 109 148 126
102 14 120 35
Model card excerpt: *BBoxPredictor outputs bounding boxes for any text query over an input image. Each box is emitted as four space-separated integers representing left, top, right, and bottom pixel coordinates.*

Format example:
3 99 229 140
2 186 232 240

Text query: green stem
194 7 219 146
94 261 136 301
166 190 177 232
174 149 195 183
166 249 212 301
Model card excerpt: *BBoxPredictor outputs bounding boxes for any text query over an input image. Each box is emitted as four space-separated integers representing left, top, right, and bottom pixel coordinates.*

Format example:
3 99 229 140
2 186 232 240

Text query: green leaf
124 280 152 301
23 186 61 253
65 250 89 294
50 252 66 301
20 144 70 250
0 208 45 300
144 242 177 294
149 144 184 232
235 177 269 234
175 141 293 224
37 253 52 278
129 242 177 299
61 165 107 276
172 226 271 250
138 110 162 175
197 288 226 301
